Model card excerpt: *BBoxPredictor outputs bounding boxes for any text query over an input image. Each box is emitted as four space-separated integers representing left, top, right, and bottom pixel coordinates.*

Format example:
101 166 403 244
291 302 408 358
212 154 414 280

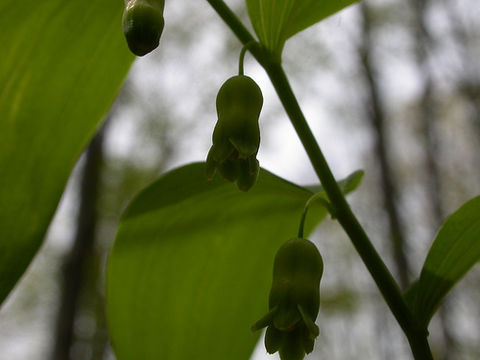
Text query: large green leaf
246 0 358 56
406 196 480 327
0 0 134 304
106 162 361 360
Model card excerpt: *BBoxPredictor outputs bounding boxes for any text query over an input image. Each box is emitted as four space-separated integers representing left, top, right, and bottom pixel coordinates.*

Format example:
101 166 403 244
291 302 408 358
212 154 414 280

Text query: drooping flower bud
252 238 323 360
206 75 263 191
122 0 165 56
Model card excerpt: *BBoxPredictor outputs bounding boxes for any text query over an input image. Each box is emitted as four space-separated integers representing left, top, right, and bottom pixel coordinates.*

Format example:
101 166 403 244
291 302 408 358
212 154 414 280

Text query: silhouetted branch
51 123 106 360
358 2 411 290
408 0 455 357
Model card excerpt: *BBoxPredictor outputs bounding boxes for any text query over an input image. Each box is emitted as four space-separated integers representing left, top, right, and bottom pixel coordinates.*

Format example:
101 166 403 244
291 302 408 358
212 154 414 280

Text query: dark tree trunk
446 1 480 164
408 0 455 357
359 2 411 290
51 124 105 360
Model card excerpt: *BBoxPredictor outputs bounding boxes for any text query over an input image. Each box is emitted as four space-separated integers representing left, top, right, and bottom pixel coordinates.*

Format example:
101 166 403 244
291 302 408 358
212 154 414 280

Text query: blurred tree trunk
358 2 411 291
446 1 480 159
408 0 455 358
51 123 106 360
409 0 445 227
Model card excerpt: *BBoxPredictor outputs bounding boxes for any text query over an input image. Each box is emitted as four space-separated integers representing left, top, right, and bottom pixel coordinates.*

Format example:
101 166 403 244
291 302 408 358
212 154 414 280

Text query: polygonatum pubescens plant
3 1 479 360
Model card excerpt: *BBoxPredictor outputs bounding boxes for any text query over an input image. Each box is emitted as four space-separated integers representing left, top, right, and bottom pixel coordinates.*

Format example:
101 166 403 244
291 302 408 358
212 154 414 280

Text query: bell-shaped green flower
122 0 165 56
206 75 263 191
252 238 323 360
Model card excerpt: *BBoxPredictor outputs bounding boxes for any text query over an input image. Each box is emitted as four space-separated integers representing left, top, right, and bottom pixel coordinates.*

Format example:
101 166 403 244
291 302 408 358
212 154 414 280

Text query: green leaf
340 170 364 194
307 169 364 194
106 163 360 360
246 0 358 56
0 0 134 304
406 196 480 327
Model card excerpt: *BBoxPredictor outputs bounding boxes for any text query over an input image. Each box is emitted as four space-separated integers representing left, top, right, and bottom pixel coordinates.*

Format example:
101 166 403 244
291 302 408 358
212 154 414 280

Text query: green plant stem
205 1 433 359
266 62 432 360
238 41 255 76
297 193 331 238
268 56 415 332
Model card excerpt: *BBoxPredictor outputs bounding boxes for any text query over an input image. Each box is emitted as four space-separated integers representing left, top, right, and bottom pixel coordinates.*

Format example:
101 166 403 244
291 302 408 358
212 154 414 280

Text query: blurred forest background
0 0 479 359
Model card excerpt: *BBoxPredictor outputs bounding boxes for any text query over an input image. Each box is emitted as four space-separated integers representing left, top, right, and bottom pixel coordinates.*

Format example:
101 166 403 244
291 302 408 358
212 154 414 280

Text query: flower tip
205 164 216 181
297 305 319 339
251 306 278 332
229 136 259 159
236 182 251 192
251 320 265 333
251 316 269 332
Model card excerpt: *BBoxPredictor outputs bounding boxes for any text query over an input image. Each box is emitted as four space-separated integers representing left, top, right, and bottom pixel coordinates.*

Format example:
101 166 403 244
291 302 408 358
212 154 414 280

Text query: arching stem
298 193 332 238
238 40 257 76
